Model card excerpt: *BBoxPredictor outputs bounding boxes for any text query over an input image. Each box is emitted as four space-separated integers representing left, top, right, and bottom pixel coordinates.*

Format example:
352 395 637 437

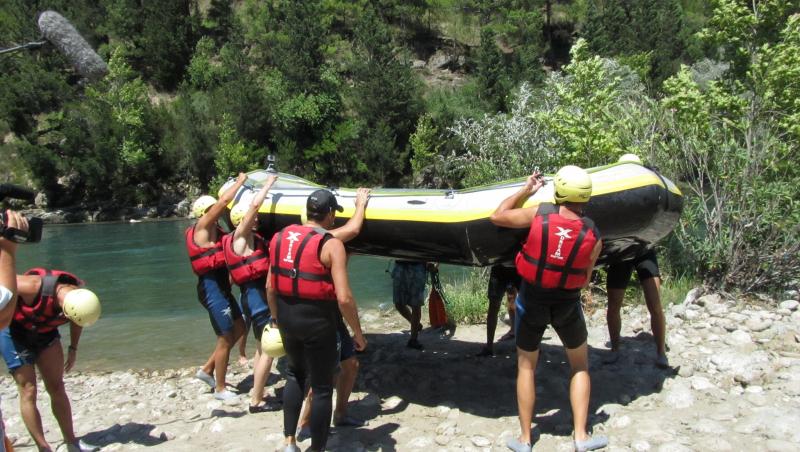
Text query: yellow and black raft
220 161 683 266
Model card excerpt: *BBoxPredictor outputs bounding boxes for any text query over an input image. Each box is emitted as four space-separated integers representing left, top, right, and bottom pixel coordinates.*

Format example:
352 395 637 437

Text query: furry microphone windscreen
37 10 108 81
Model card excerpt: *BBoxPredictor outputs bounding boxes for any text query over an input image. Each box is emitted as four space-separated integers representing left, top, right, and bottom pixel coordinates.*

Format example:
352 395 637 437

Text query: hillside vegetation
1 0 798 292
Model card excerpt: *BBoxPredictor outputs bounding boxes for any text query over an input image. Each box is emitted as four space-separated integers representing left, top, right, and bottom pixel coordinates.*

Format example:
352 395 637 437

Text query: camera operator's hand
0 210 28 252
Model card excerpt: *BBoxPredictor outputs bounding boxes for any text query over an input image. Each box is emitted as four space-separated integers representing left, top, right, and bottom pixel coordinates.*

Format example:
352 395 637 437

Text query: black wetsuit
278 297 339 450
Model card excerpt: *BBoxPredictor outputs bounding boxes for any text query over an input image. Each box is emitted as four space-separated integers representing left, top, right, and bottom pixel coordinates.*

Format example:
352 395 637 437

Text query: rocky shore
2 288 799 451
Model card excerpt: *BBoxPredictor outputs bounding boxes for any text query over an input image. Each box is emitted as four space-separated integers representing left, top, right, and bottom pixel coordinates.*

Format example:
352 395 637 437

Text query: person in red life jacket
187 172 249 401
0 210 29 452
295 187 372 439
604 154 669 369
222 174 280 413
267 189 367 452
491 166 608 452
0 268 101 452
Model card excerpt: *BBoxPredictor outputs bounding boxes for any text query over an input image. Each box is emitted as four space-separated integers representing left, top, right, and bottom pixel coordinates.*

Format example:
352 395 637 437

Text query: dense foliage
2 0 798 291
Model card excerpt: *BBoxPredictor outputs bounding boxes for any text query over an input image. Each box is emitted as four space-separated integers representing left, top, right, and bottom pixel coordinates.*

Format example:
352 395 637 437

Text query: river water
13 220 469 371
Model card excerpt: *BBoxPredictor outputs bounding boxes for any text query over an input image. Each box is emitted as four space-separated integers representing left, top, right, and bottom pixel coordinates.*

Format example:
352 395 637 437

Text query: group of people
0 210 102 451
0 154 667 452
185 174 373 451
184 155 666 452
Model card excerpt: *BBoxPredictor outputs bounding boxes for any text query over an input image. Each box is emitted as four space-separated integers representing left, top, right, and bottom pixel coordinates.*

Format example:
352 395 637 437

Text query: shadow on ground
348 326 673 437
82 422 167 448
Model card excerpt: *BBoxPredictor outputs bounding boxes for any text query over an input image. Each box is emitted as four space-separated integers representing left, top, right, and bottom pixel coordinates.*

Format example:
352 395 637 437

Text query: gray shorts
391 261 427 307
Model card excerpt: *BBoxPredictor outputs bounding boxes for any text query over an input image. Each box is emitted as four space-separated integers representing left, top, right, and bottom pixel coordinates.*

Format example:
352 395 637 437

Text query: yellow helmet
191 195 217 218
230 202 249 227
63 288 101 327
618 153 642 164
261 325 285 358
554 165 592 204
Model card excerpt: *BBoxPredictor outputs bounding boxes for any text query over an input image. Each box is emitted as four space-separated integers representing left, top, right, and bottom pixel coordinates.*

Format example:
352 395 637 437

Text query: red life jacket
185 225 227 276
13 268 82 333
222 232 270 286
516 203 600 290
269 224 336 302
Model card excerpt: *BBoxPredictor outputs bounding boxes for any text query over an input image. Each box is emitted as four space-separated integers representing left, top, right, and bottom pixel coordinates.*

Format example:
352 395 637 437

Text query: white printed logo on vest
283 231 301 264
550 227 573 260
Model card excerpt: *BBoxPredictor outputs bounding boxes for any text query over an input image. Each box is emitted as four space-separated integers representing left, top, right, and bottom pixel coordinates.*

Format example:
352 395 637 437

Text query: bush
439 267 489 324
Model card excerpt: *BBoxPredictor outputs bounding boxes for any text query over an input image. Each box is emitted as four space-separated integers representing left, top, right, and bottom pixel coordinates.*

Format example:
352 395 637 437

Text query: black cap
307 189 343 215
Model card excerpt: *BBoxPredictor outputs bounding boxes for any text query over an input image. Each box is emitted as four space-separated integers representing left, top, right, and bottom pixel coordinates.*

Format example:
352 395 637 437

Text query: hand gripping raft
219 161 683 267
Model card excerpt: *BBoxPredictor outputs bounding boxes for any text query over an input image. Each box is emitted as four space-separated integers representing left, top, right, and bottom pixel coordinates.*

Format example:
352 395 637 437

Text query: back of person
516 202 600 303
270 224 337 304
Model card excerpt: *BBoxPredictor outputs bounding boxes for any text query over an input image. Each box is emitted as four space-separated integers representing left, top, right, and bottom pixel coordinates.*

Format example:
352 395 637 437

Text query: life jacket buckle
289 268 298 279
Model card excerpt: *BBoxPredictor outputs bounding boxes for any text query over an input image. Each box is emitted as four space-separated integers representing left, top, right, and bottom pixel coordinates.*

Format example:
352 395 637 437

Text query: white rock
765 438 798 451
690 376 715 391
692 418 727 434
746 318 772 332
725 329 753 347
631 440 652 451
381 396 403 410
434 435 450 446
663 382 694 409
779 300 799 311
657 442 693 452
435 421 458 436
471 436 491 447
610 415 632 428
683 288 703 305
677 365 694 378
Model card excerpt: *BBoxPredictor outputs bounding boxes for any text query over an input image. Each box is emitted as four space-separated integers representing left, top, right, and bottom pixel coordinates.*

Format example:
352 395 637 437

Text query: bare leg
250 348 274 406
214 318 246 392
564 343 591 441
334 357 358 419
12 364 50 450
238 324 250 366
410 306 422 341
201 352 215 376
515 348 539 445
641 277 666 356
37 341 77 445
606 288 625 351
394 303 412 325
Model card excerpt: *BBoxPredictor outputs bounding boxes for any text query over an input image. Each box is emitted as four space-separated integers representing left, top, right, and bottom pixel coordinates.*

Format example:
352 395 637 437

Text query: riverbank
2 290 800 451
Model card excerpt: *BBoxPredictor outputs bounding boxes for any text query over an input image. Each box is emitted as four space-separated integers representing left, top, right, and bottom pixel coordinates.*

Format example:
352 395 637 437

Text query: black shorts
606 249 660 289
488 265 521 301
515 283 587 352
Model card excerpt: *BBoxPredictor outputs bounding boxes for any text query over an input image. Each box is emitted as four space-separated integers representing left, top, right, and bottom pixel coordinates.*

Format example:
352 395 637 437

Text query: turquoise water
13 220 463 371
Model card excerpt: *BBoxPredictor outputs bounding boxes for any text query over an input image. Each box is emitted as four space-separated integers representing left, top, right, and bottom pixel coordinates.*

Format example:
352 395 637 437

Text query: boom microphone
37 11 108 81
0 184 36 203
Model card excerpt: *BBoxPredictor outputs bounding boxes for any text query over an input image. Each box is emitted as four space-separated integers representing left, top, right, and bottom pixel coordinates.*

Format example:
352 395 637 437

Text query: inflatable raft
220 162 683 266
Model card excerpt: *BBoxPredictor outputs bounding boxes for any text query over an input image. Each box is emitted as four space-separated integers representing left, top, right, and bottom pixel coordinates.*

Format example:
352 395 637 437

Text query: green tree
474 28 511 112
103 0 198 90
350 6 424 184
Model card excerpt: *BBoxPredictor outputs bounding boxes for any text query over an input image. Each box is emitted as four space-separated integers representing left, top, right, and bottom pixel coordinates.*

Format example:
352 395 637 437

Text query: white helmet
618 153 642 164
261 325 285 358
191 195 217 218
553 165 592 204
230 202 249 227
63 288 101 327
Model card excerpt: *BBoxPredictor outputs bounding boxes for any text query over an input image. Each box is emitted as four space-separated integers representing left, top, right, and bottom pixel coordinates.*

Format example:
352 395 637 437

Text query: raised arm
489 172 544 229
324 238 366 351
330 188 371 243
195 173 248 244
232 174 277 254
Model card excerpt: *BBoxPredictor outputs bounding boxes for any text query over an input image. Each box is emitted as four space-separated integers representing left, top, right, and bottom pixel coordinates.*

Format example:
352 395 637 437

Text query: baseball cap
307 189 343 215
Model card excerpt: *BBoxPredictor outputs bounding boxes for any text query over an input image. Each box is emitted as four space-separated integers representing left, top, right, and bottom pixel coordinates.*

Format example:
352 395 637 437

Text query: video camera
0 184 43 243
